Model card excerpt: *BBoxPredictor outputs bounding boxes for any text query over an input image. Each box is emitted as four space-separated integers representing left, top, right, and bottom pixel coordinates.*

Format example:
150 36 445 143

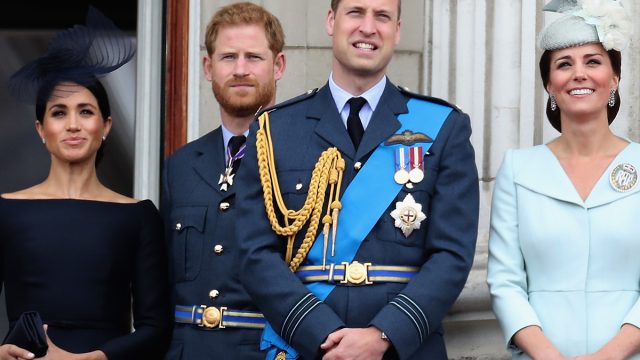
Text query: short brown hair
539 48 621 132
204 2 284 56
330 0 401 19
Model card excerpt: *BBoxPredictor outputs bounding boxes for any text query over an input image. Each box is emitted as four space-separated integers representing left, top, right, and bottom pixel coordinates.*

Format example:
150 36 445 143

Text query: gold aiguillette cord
256 111 345 272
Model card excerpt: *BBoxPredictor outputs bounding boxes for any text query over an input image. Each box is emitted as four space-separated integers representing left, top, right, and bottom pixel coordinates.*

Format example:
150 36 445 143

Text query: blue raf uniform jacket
235 81 479 359
162 128 264 360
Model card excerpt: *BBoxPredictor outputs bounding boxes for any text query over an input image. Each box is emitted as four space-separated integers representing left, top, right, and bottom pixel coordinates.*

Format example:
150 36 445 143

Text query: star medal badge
610 163 638 192
390 193 426 237
218 165 235 192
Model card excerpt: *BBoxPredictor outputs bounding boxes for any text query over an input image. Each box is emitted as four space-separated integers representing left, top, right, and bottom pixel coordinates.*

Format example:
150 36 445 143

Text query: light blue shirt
221 124 249 163
328 74 386 131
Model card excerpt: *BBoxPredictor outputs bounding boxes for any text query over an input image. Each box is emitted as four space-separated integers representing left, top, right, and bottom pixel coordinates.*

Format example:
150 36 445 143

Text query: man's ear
273 52 286 81
326 9 336 37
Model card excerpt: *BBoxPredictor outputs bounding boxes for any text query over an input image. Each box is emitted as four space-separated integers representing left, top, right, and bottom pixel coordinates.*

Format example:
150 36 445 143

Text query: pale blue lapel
514 145 583 205
585 142 640 208
514 143 640 208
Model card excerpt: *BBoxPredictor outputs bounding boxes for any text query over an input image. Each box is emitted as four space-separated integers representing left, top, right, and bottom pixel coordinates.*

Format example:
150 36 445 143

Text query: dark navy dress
0 198 172 359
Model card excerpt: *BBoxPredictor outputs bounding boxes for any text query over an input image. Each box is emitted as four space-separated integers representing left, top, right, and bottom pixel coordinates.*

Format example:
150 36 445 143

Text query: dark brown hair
35 78 110 123
539 48 621 132
204 2 284 57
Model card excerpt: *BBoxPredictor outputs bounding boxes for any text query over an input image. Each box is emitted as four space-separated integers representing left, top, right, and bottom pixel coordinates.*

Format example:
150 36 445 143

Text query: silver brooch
610 163 638 192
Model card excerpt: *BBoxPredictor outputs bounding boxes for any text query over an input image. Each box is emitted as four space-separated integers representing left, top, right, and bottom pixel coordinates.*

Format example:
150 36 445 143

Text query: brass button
354 162 362 171
209 289 220 300
214 244 224 254
219 202 230 211
175 223 182 230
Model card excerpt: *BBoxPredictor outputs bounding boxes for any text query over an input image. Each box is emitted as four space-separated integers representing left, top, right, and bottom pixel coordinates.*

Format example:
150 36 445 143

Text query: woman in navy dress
0 9 171 360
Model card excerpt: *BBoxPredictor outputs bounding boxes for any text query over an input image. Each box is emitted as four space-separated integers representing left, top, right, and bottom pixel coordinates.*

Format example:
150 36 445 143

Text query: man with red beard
162 3 285 359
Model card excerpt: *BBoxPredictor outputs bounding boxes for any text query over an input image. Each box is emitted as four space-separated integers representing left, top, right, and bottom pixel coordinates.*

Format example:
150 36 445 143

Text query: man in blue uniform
235 0 478 359
162 3 286 359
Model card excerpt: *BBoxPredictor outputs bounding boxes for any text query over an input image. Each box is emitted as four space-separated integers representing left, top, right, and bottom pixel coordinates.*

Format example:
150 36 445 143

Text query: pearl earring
102 136 106 141
41 138 46 144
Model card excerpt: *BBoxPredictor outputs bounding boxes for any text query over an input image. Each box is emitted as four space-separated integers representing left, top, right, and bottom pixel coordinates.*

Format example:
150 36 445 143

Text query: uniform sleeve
486 150 541 350
235 124 345 359
368 111 479 359
161 158 177 301
99 202 173 359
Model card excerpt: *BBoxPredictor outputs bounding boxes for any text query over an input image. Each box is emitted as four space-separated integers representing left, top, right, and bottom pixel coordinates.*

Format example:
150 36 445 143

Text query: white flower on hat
574 0 632 50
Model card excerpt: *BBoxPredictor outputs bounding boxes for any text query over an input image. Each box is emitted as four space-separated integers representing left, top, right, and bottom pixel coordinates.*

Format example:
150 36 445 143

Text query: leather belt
295 261 419 285
175 305 266 329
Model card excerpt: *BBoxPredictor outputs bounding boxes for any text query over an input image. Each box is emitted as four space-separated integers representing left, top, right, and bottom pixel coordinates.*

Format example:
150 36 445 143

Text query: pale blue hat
538 0 632 51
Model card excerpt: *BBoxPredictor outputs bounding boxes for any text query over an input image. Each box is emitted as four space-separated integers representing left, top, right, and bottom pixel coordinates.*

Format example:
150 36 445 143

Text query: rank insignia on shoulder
256 88 319 118
396 85 462 112
385 130 433 146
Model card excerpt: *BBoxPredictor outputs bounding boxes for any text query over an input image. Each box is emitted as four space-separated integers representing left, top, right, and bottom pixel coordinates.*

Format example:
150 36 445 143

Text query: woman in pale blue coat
487 0 640 359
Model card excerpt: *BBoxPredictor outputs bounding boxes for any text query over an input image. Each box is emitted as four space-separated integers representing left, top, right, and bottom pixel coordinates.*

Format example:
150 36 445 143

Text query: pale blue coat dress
487 142 640 359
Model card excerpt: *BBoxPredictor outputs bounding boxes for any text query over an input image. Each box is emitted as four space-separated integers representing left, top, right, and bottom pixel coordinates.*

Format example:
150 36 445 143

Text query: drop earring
550 95 557 111
608 89 616 107
41 138 46 144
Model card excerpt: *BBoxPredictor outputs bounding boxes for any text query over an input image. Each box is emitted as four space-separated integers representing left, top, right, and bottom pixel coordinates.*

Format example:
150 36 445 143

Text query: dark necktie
228 135 247 173
346 97 367 149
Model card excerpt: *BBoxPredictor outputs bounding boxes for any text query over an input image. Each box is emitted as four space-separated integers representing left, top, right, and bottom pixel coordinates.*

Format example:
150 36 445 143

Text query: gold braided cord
256 111 344 272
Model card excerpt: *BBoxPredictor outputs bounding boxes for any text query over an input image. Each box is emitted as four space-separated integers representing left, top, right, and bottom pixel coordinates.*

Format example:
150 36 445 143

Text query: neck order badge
219 135 247 191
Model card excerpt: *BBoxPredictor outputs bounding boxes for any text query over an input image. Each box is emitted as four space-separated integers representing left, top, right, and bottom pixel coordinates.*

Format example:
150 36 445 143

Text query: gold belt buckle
341 261 372 285
199 306 227 328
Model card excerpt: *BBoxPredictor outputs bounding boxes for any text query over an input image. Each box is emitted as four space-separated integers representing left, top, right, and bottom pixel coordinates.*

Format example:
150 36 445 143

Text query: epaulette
256 88 320 118
396 85 462 113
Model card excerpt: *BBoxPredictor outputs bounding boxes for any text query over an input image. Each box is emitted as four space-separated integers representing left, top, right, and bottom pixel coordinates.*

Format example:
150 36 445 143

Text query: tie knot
347 97 367 115
228 135 246 156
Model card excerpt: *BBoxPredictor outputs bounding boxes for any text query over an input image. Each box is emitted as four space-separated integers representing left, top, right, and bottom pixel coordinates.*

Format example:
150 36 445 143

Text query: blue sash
262 99 453 359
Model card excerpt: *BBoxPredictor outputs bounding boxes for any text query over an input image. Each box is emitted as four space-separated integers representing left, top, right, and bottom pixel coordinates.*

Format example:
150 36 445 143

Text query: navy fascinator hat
8 7 135 106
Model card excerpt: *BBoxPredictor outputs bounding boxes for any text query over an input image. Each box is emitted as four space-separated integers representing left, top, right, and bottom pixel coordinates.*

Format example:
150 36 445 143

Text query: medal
408 147 424 183
610 163 638 192
218 140 247 191
218 166 235 192
394 147 410 185
390 193 426 237
394 169 410 185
